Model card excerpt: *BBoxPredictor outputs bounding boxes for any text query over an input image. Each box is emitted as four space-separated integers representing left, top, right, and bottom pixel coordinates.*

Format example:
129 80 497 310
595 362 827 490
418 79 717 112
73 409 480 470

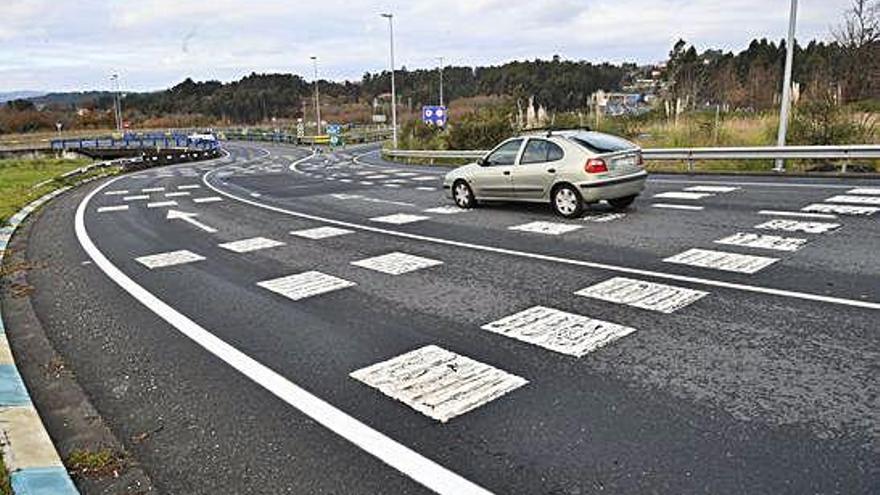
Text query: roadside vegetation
0 453 10 495
0 156 96 224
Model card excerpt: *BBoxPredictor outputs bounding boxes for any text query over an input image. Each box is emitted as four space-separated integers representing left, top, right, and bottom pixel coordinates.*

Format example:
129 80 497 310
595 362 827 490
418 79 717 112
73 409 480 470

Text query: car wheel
551 184 583 218
608 195 637 211
453 180 476 209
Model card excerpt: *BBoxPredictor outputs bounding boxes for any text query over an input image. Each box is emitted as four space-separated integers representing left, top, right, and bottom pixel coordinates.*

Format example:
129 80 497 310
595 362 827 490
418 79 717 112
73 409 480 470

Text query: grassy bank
0 156 95 224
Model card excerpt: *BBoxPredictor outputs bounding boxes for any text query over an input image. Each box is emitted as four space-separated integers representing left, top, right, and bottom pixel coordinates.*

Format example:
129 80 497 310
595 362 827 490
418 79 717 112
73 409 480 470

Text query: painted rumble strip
290 226 353 239
218 237 285 253
350 345 527 423
508 221 582 235
664 248 778 274
757 210 838 220
802 203 879 216
258 271 355 301
370 214 430 225
575 277 708 314
203 163 880 311
754 219 840 234
714 232 808 252
481 306 636 357
351 252 443 275
135 250 205 269
76 180 493 495
824 195 880 206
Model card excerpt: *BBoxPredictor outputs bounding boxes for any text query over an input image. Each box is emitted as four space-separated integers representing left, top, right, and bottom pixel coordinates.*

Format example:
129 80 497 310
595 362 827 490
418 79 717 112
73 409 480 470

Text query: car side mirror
478 157 488 167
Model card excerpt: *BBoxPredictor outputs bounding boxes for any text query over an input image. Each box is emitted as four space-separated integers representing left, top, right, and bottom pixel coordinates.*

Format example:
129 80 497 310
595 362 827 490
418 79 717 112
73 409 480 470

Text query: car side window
520 139 564 164
485 139 523 166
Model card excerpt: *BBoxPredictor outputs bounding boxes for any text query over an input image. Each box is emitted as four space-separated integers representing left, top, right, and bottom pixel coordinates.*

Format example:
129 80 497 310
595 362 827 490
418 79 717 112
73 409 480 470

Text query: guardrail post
842 153 849 174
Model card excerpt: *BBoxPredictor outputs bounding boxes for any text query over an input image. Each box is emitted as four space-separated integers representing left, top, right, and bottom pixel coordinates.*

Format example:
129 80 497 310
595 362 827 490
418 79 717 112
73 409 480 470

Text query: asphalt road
7 141 880 494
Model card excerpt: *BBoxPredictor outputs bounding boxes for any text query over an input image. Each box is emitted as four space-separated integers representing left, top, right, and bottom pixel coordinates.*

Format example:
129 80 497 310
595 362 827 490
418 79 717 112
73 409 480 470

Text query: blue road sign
422 106 448 127
326 124 342 135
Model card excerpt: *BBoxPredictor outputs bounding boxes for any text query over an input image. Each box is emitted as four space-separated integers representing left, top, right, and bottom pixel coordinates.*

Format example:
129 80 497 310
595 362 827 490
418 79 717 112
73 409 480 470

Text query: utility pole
437 56 444 107
775 0 798 172
380 13 398 149
110 74 122 132
311 56 322 135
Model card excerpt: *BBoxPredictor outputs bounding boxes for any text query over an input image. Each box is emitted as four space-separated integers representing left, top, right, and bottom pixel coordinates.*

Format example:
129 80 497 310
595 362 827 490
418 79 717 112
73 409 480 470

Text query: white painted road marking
352 252 443 275
653 192 714 200
147 201 178 208
848 188 880 195
715 232 808 252
96 205 129 213
482 306 636 357
192 196 223 204
824 195 880 206
350 345 527 423
424 206 467 215
508 221 582 235
135 250 205 269
219 237 285 253
123 195 150 201
104 190 129 196
290 226 354 239
258 271 356 301
142 187 165 193
802 203 879 216
178 184 202 190
684 186 739 193
166 209 217 233
575 277 708 314
583 213 626 223
664 248 778 274
164 191 191 198
370 214 430 225
651 203 704 211
757 210 838 220
204 166 880 311
416 187 437 192
754 219 840 234
77 179 494 495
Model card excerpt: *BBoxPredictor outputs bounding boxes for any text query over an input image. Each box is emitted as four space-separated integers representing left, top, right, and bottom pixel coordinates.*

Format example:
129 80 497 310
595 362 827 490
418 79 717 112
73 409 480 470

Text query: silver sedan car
443 130 648 218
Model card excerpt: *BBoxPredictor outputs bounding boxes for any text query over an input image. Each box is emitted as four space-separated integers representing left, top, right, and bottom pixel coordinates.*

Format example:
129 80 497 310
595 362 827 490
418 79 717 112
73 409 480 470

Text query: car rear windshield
567 133 636 154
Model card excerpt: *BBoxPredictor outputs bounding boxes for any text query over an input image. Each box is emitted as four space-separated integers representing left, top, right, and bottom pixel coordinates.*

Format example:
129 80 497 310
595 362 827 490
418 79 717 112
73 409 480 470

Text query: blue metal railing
50 133 219 152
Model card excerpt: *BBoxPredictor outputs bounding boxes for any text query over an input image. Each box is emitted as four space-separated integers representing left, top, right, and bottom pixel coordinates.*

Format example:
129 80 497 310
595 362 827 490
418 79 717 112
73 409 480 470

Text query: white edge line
208 156 880 311
78 162 493 495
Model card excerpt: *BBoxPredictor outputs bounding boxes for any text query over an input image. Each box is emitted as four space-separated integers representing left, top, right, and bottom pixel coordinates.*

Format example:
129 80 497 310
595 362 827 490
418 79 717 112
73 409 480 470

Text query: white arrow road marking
166 209 217 233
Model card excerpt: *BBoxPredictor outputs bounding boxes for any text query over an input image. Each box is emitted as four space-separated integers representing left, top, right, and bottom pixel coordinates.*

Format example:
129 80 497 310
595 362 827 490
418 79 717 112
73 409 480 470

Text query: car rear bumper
578 170 648 202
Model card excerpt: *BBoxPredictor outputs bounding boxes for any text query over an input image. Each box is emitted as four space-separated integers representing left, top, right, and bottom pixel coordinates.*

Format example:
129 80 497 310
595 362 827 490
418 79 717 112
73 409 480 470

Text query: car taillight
585 158 608 174
637 152 644 166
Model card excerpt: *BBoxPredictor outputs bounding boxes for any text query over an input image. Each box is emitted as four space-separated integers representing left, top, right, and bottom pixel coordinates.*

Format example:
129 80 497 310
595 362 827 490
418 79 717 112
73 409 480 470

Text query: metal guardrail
51 134 219 152
384 145 880 170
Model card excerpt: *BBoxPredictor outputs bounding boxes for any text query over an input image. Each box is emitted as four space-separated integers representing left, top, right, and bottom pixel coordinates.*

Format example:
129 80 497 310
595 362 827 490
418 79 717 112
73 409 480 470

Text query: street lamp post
774 0 798 172
110 74 122 132
311 56 322 136
437 56 444 107
380 13 398 149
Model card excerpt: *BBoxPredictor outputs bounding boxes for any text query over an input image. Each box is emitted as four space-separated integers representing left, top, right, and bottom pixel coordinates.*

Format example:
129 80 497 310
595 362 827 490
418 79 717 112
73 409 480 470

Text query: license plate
613 156 636 169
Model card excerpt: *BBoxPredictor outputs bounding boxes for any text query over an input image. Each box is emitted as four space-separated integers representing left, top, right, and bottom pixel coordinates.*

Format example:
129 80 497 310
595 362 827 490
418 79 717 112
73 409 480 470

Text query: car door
470 139 524 199
511 138 565 200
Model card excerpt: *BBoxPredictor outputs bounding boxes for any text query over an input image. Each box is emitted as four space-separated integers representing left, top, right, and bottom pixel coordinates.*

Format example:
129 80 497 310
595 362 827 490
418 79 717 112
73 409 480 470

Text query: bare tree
833 0 880 101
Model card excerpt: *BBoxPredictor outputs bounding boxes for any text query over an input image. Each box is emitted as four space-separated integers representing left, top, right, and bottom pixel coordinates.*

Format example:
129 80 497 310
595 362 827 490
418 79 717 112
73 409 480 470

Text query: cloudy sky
0 0 855 93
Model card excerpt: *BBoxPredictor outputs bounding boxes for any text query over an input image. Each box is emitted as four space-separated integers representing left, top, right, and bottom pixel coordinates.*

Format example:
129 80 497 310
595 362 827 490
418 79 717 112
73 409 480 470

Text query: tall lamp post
311 56 322 135
437 56 444 107
380 13 398 149
774 0 798 172
110 73 122 132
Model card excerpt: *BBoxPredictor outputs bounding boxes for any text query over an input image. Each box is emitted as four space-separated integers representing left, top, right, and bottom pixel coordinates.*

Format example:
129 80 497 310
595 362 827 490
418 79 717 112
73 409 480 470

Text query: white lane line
384 184 401 188
218 237 286 253
359 181 375 186
757 210 838 220
848 188 880 195
395 172 419 177
424 206 467 215
683 186 740 193
508 221 582 235
651 203 704 211
250 192 262 198
104 190 129 196
340 179 353 183
291 226 354 239
142 187 165 193
824 195 880 206
77 180 492 495
97 205 129 213
664 248 778 274
350 345 527 423
715 232 808 252
575 277 708 314
123 195 150 201
351 252 443 275
370 214 430 225
135 250 205 269
192 196 224 204
754 219 840 234
258 271 356 301
164 191 191 198
416 187 437 192
411 176 437 182
147 201 177 208
653 192 714 200
482 306 636 357
802 203 879 216
203 165 880 311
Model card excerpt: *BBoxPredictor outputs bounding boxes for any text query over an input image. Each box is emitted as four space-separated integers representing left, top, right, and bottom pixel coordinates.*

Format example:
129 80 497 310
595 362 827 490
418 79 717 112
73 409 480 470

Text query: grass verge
0 157 101 224
0 451 11 495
